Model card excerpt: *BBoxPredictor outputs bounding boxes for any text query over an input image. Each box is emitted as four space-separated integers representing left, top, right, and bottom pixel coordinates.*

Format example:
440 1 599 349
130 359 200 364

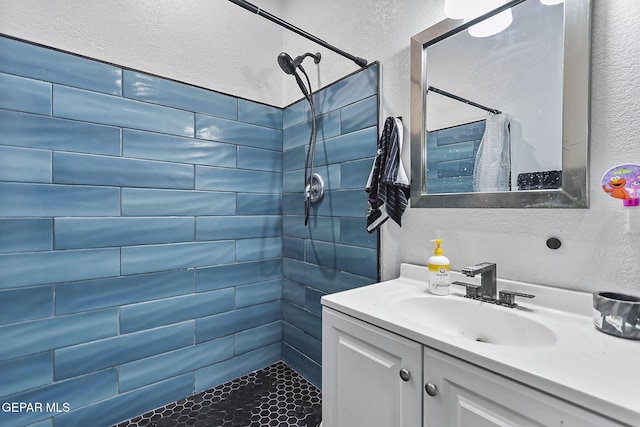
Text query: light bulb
445 0 508 20
444 0 515 37
468 8 513 38
464 0 504 21
443 0 468 19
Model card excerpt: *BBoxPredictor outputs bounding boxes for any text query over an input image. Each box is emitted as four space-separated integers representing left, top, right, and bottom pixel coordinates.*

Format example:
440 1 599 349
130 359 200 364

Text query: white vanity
321 264 640 427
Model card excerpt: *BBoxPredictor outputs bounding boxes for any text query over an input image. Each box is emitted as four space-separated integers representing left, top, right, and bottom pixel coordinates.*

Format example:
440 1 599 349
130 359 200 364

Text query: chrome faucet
455 262 536 308
461 262 497 301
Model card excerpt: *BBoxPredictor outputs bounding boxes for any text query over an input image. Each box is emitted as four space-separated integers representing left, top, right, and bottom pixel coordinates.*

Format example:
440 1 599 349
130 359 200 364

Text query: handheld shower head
277 52 296 75
275 51 324 226
277 51 320 100
277 51 321 75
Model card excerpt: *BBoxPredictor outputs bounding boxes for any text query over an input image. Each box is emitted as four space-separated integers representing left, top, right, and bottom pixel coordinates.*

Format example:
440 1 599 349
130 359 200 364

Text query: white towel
473 113 512 192
389 117 410 187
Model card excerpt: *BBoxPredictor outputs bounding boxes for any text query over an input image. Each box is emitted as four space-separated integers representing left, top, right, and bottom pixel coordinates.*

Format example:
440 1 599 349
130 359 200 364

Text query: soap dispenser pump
428 239 450 295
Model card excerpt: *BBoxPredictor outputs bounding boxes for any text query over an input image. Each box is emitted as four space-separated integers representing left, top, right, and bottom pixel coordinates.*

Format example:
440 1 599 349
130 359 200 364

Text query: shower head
275 51 323 226
277 51 321 101
277 52 296 75
277 51 321 75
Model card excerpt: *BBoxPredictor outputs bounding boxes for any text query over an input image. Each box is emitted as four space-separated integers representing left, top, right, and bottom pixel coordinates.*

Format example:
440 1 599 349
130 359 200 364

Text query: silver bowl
593 291 640 340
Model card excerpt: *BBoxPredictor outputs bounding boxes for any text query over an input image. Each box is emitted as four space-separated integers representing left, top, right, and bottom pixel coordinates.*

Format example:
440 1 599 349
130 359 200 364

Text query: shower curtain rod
427 85 501 115
227 0 368 68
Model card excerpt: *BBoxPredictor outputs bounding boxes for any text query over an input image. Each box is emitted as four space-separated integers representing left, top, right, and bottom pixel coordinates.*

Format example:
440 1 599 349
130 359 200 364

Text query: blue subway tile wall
195 166 282 193
281 64 380 387
0 36 122 95
2 370 119 427
0 35 379 426
194 343 281 393
0 248 121 289
122 129 237 167
0 353 52 397
55 270 194 315
0 109 122 155
0 309 119 361
0 146 52 183
52 152 195 189
0 287 53 325
54 322 195 380
121 188 236 216
0 183 121 217
54 374 193 427
119 289 235 334
0 36 284 427
54 217 195 249
53 85 195 137
118 336 235 392
0 73 52 115
195 301 281 344
238 99 283 129
0 219 53 254
122 71 238 120
195 114 282 151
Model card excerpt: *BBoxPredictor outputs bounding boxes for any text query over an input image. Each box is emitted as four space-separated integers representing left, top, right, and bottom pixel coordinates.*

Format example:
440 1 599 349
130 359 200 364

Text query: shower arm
227 0 368 68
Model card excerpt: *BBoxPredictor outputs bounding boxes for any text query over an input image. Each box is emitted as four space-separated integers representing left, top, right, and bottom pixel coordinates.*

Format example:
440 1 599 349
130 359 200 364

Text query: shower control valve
308 173 325 203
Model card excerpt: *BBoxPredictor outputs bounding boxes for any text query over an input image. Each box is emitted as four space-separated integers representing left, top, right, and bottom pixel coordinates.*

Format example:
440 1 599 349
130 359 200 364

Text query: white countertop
321 263 640 427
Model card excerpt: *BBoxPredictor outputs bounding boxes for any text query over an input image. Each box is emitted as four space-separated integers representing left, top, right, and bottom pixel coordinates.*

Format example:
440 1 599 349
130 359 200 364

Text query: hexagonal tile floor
112 361 322 427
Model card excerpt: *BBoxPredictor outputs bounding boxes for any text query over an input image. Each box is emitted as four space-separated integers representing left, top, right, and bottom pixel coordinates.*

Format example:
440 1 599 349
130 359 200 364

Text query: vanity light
443 0 514 38
443 0 468 19
541 0 564 5
444 0 502 20
468 8 513 38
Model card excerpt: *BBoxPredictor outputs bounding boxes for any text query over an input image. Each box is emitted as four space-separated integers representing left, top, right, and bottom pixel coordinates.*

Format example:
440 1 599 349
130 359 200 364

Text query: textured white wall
0 0 285 105
280 0 640 294
395 0 640 294
1 0 638 293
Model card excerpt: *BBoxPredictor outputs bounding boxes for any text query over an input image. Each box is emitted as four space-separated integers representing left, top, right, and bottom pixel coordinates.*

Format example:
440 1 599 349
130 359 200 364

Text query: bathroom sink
389 295 557 347
322 264 640 427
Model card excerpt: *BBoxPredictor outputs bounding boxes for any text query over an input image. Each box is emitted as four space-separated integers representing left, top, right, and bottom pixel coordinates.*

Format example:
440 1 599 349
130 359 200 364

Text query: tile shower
0 35 379 426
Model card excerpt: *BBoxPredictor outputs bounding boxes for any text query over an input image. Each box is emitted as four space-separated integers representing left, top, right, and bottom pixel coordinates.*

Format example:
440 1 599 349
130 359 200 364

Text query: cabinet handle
425 382 438 396
399 369 411 382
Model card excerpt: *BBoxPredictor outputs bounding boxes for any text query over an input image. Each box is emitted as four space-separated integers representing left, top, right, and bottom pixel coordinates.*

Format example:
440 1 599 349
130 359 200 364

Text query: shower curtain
472 113 512 192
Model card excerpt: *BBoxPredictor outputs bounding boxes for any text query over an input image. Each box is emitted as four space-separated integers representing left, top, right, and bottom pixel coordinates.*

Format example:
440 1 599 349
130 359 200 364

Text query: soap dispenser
428 239 450 295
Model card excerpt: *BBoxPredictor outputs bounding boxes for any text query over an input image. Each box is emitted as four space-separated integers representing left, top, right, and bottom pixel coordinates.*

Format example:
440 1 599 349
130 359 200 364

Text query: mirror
410 0 591 208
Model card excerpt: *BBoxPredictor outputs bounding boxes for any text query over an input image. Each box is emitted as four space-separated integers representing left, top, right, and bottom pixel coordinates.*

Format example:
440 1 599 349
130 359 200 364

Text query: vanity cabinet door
322 308 422 427
423 347 626 427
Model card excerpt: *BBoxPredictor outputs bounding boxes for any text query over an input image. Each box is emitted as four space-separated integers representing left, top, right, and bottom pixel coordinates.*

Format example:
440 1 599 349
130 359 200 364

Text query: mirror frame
410 0 591 208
